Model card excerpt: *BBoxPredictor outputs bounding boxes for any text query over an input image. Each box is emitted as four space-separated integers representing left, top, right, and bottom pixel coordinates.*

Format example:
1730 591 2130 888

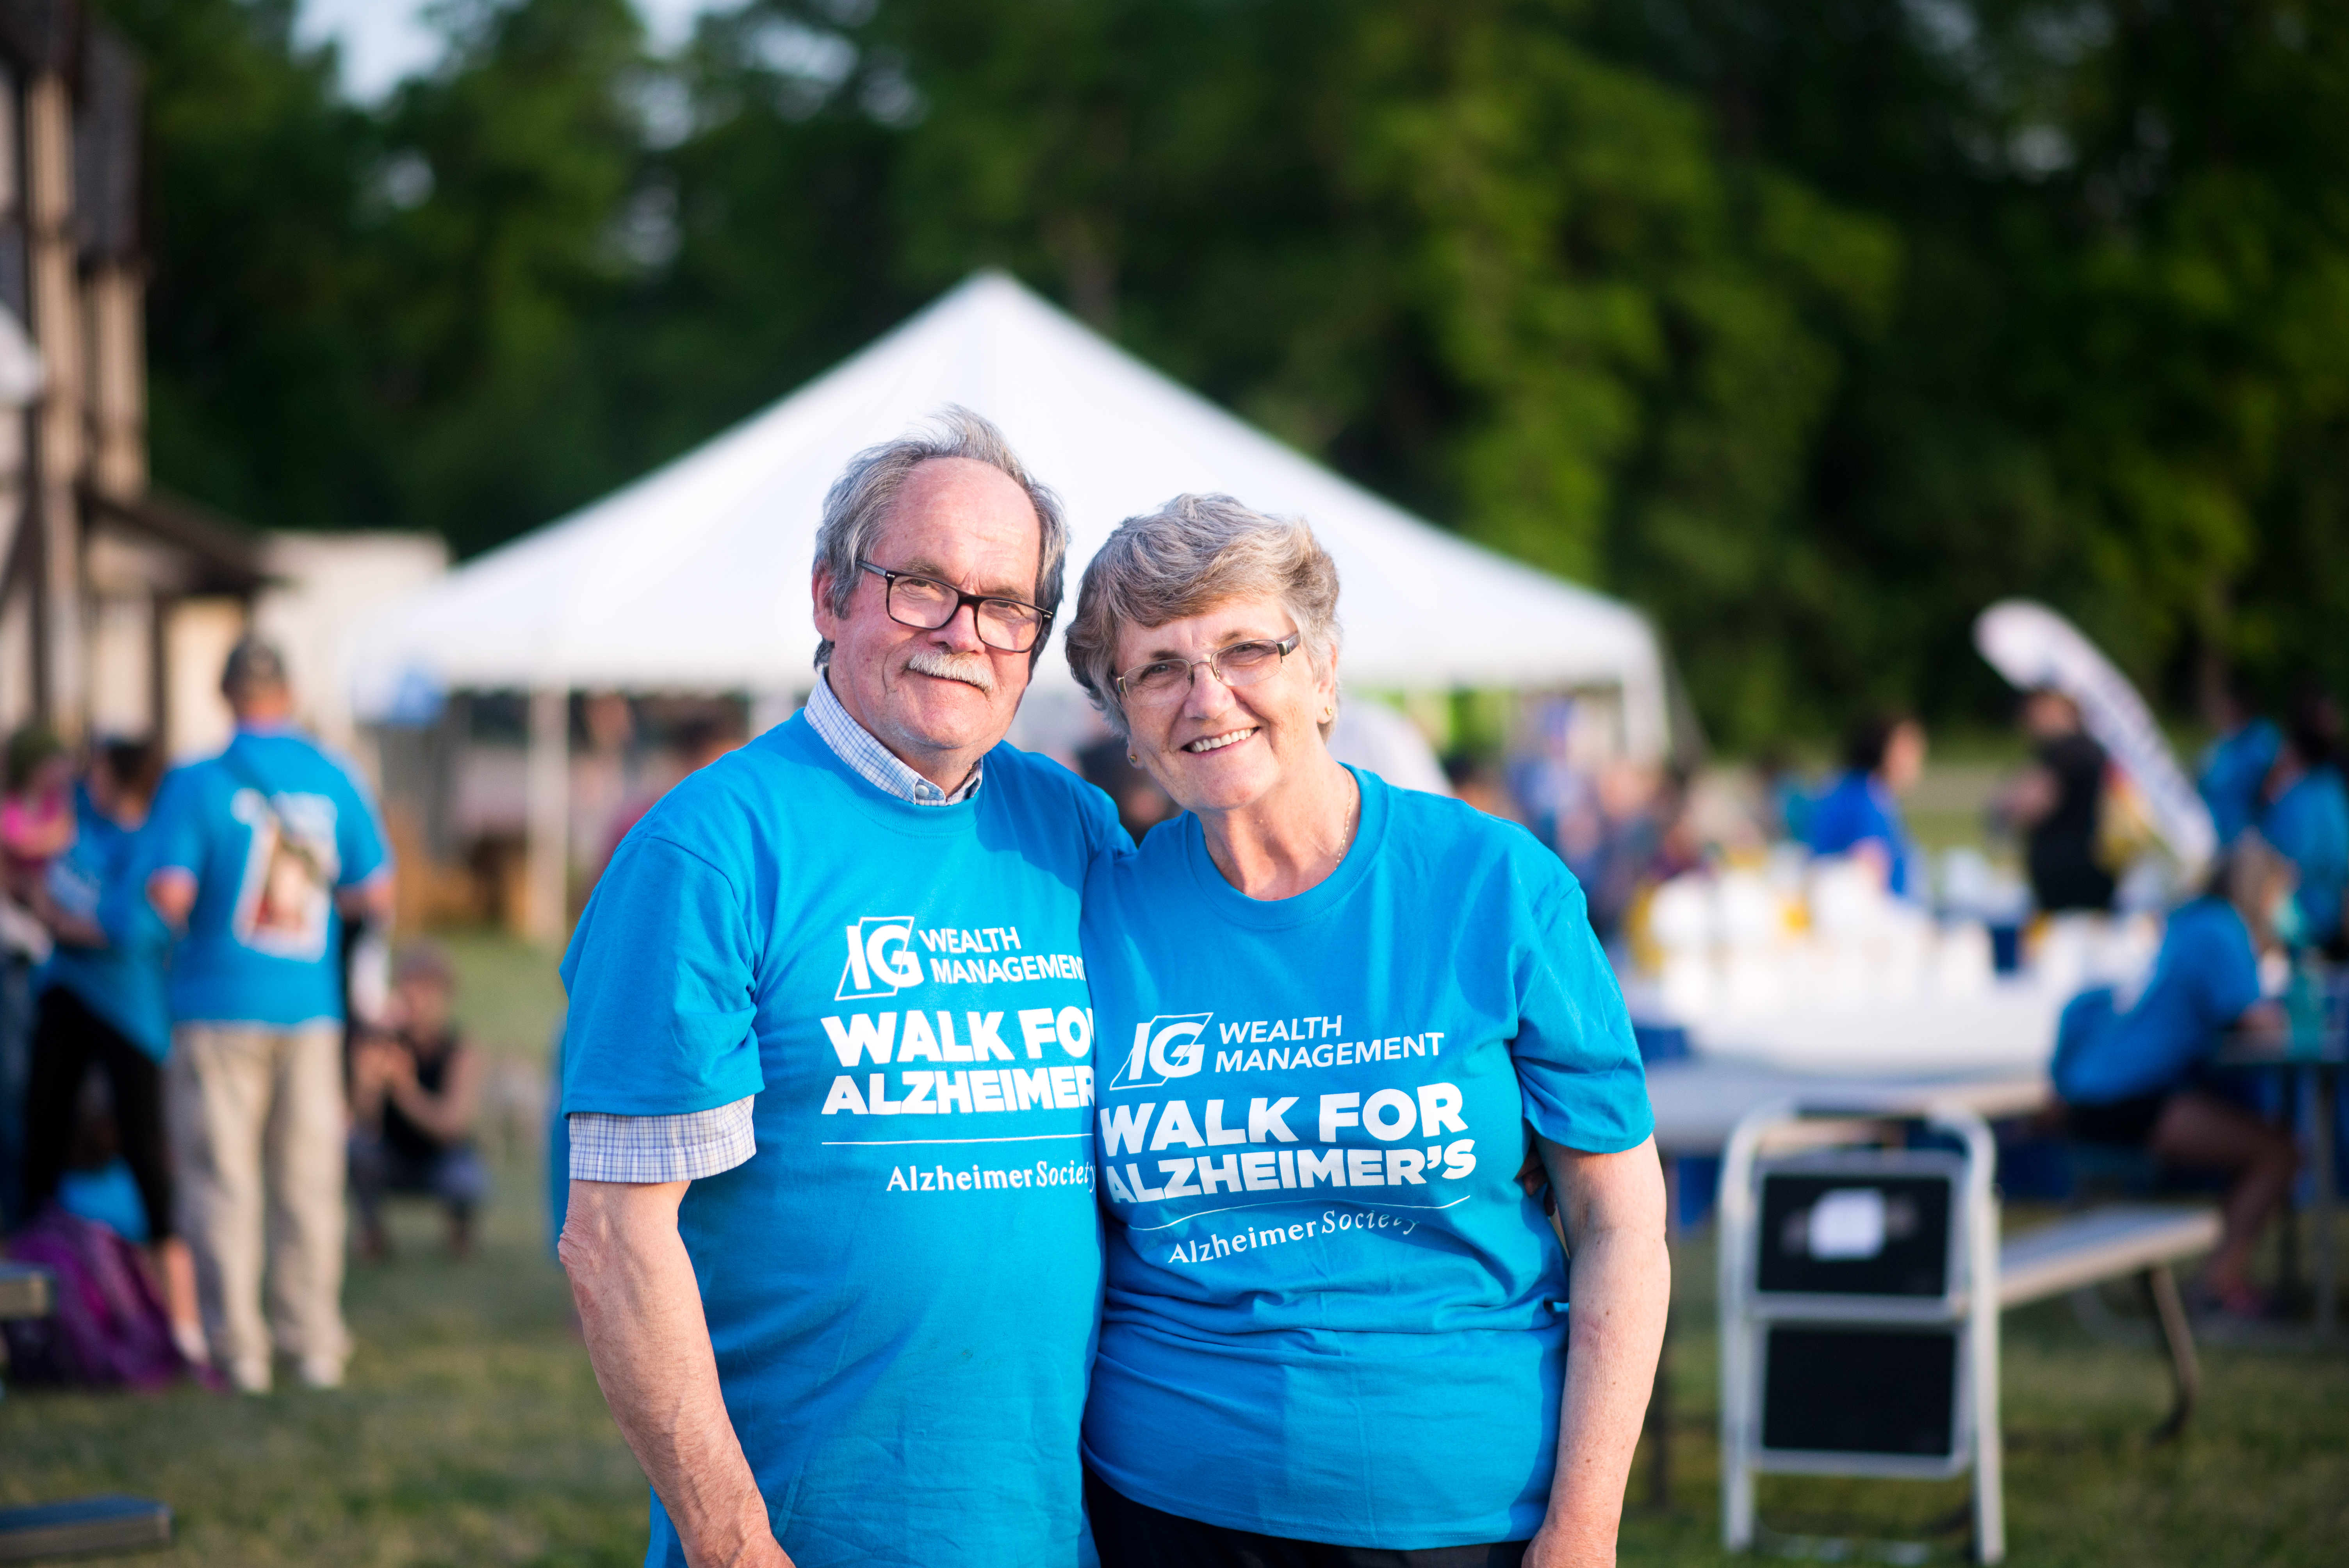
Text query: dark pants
22 985 174 1241
347 1133 488 1227
1087 1472 1529 1568
0 955 30 1228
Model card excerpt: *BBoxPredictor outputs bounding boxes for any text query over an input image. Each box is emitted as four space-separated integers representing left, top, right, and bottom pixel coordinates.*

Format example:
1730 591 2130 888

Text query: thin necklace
1327 777 1361 868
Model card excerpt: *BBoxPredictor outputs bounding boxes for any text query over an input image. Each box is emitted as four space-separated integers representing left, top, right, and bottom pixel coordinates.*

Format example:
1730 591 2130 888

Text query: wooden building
0 1 263 754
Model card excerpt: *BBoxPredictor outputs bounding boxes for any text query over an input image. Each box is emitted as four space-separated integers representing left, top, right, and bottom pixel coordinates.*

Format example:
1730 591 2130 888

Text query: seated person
1807 711 1927 897
349 943 487 1258
2053 836 2299 1313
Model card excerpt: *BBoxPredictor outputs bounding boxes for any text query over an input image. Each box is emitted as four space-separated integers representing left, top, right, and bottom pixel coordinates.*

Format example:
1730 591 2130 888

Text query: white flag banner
1973 599 2217 878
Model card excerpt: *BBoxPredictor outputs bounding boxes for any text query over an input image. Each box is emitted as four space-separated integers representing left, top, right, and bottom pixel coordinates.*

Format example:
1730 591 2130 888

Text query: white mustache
904 647 998 694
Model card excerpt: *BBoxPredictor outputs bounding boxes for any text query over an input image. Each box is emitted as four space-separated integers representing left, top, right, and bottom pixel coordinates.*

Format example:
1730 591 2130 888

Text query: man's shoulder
225 731 374 798
981 742 1119 836
628 721 835 857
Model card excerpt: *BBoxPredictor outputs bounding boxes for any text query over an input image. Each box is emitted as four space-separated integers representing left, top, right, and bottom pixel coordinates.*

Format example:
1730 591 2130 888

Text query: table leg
2278 1069 2301 1301
2313 1067 2337 1335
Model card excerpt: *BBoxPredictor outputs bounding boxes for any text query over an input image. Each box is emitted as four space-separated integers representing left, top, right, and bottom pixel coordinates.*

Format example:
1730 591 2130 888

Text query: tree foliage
102 0 2349 745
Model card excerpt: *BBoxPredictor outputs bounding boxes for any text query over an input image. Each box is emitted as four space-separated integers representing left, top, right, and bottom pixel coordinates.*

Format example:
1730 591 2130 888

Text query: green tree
105 0 389 526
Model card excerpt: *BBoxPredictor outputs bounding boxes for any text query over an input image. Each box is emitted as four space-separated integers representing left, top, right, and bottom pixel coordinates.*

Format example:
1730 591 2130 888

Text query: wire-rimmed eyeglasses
859 560 1053 654
1114 633 1302 708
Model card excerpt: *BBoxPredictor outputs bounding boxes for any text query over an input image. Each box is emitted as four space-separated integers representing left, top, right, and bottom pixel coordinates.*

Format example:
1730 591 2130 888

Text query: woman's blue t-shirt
39 786 172 1061
2053 897 2263 1104
1805 770 1919 897
561 715 1125 1568
1080 768 1653 1549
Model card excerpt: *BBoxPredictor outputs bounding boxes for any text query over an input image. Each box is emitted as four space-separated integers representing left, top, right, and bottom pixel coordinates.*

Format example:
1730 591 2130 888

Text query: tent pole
524 686 570 946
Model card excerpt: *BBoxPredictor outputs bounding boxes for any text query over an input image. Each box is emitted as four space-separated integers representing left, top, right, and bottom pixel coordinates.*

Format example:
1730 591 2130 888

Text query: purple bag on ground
3 1206 195 1390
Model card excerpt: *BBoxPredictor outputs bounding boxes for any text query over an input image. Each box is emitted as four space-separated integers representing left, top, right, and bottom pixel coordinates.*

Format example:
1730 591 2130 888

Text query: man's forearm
560 1181 789 1568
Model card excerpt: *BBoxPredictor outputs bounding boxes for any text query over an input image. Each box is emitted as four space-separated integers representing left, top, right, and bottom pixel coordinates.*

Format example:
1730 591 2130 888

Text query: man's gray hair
1064 493 1341 741
812 405 1068 669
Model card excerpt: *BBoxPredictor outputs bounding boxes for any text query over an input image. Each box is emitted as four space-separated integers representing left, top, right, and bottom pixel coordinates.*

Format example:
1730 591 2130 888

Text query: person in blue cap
558 409 1127 1568
134 638 394 1392
1064 495 1666 1568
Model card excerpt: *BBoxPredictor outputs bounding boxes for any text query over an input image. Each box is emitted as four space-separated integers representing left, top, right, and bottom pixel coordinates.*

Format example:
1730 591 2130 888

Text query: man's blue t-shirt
2199 720 2280 845
2053 898 2262 1104
561 715 1126 1568
1806 770 1919 897
1079 769 1653 1549
132 727 389 1027
2261 766 2349 946
39 786 171 1060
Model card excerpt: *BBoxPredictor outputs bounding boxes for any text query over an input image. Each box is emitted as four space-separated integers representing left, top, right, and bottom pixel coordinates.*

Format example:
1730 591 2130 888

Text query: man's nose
929 600 988 654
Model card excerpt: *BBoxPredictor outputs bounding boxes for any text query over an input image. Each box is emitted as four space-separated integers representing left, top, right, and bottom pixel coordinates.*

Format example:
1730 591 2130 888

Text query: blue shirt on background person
560 709 1125 1568
130 726 389 1026
43 784 171 1062
2053 896 2264 1105
2260 764 2348 948
2199 718 2280 846
1080 768 1653 1548
1805 769 1920 897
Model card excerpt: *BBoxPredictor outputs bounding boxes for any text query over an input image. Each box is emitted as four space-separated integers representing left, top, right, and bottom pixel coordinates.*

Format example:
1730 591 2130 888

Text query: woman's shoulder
1373 775 1572 895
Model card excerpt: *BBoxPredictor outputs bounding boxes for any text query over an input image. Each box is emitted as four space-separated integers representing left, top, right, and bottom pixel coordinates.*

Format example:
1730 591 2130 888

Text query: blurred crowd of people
1454 679 2345 1316
0 638 485 1392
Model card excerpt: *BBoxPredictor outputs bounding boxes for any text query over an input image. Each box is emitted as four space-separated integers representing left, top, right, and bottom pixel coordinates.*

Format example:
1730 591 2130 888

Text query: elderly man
138 638 394 1391
558 408 1126 1568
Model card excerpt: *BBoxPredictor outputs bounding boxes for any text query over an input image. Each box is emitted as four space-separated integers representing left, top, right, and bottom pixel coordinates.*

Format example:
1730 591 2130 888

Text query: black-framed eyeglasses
859 560 1053 654
1114 633 1301 707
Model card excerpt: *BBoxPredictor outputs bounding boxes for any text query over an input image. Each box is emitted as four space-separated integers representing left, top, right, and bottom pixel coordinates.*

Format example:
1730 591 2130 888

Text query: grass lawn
5 932 2344 1563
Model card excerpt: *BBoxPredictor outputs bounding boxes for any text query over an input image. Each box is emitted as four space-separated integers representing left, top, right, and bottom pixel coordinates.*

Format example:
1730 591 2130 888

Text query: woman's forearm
1542 1224 1670 1561
1532 1138 1671 1567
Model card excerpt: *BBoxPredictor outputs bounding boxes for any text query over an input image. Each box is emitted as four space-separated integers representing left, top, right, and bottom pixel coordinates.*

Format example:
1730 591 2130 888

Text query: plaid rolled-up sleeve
566 1097 757 1184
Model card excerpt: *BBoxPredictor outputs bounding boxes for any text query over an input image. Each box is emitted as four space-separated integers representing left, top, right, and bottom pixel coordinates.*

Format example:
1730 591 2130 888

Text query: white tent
350 271 1668 935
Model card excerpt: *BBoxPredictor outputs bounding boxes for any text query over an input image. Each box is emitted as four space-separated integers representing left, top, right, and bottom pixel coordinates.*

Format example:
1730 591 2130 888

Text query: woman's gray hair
812 405 1069 668
1064 493 1341 740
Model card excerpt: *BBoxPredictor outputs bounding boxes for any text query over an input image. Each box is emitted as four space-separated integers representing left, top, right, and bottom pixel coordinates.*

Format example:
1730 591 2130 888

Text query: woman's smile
1183 726 1259 755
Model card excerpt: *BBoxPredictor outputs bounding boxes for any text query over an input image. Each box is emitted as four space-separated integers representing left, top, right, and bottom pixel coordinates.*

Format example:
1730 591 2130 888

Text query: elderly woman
1066 495 1667 1568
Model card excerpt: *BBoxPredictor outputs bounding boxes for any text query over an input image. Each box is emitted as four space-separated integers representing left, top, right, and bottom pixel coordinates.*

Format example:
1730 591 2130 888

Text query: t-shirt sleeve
332 762 391 888
1510 866 1654 1154
1078 772 1136 864
135 769 207 880
560 832 766 1117
2192 910 2263 1029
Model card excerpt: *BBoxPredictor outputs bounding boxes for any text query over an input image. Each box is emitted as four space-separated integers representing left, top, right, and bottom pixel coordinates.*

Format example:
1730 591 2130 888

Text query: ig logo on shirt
1106 1013 1214 1090
837 915 923 1001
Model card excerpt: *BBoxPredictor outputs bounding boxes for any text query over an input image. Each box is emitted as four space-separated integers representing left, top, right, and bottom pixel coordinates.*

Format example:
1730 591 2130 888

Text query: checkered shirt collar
805 671 983 806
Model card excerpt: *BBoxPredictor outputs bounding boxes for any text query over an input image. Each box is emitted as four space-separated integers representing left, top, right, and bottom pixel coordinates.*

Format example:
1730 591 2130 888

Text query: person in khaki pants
135 640 393 1392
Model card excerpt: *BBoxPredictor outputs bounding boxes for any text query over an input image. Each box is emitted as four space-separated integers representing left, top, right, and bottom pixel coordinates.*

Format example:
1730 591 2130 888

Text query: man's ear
812 567 839 640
